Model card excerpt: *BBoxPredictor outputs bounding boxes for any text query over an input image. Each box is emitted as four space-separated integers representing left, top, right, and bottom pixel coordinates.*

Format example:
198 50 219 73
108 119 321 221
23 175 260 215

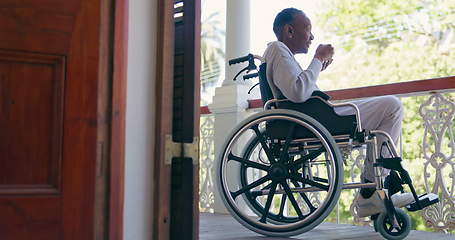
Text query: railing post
419 92 455 232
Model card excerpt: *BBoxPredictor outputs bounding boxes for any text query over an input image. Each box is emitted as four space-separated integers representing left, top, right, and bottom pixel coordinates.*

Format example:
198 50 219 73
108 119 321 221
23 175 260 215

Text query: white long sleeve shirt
262 41 322 103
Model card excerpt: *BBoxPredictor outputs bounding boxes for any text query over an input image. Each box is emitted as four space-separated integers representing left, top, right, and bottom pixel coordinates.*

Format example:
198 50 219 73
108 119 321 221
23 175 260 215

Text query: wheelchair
215 54 439 239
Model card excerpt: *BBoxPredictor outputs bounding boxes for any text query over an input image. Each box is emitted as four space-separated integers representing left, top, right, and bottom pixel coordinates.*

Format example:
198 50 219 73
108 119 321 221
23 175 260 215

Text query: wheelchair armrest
327 101 363 132
264 94 363 133
265 91 330 110
263 98 292 110
311 91 331 100
329 102 363 133
308 95 363 133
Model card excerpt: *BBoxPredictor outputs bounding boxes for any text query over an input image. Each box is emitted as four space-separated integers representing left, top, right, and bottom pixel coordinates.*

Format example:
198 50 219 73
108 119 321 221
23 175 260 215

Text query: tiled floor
200 213 454 240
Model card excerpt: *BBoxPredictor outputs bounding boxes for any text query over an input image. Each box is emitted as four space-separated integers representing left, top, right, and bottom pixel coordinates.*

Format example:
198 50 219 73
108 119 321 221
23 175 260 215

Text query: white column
224 0 250 86
209 0 252 214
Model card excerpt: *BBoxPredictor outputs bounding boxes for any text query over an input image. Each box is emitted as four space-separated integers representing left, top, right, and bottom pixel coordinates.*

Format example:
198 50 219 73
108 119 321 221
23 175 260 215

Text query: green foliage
315 0 455 91
315 0 455 233
317 41 455 91
319 0 421 44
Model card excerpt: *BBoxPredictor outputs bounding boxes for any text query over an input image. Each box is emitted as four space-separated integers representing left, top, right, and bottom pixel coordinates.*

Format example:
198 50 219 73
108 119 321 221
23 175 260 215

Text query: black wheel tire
374 208 411 240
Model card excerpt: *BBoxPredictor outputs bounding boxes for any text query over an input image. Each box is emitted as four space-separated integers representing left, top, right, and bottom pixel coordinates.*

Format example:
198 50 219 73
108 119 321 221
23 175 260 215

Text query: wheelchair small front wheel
374 208 411 240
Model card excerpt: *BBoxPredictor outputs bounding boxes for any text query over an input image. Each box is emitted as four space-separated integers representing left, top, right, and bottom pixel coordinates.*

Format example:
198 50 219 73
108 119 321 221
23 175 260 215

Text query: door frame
152 0 201 239
108 0 201 239
153 0 175 239
109 0 129 239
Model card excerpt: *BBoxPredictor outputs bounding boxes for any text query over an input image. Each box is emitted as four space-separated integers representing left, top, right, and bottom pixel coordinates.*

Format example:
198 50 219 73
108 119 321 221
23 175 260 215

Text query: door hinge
165 135 199 165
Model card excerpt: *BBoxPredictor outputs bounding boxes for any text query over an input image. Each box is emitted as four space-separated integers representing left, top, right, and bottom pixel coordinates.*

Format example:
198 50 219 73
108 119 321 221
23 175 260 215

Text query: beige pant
334 95 404 182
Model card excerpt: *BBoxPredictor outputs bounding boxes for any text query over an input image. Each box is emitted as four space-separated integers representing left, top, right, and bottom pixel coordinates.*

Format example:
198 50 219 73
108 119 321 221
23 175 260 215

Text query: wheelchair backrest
258 63 275 104
258 62 331 105
255 61 357 138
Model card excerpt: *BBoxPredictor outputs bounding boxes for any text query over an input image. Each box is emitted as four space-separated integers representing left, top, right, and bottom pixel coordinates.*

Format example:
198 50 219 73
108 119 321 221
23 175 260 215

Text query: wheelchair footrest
406 193 439 212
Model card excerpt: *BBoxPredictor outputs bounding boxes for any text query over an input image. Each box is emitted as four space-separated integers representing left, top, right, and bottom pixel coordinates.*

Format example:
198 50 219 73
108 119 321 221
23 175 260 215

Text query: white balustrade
199 91 455 233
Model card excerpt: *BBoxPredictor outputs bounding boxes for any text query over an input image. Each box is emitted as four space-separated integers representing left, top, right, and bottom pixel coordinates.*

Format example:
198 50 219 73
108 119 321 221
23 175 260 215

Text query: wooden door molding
108 0 129 239
0 50 65 195
153 0 175 239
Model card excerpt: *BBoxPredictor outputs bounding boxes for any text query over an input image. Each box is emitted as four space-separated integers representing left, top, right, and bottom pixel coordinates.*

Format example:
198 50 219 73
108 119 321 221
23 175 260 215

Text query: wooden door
0 1 105 239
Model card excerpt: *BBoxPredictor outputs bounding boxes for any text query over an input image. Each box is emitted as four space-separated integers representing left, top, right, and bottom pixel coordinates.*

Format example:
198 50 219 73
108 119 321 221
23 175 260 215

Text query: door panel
0 198 62 240
0 1 102 239
0 51 63 193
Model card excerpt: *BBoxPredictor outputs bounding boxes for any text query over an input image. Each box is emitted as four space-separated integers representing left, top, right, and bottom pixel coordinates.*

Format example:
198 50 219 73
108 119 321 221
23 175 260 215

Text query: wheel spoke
290 147 325 169
259 182 278 223
399 220 405 229
291 180 317 212
281 181 304 219
387 224 394 232
228 152 269 171
261 182 272 191
279 124 296 163
289 173 329 191
251 125 276 164
313 176 329 183
231 175 270 199
278 193 287 217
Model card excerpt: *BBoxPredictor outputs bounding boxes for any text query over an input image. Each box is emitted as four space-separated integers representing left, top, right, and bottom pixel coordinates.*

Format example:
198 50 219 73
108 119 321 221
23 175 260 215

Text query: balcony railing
199 76 455 232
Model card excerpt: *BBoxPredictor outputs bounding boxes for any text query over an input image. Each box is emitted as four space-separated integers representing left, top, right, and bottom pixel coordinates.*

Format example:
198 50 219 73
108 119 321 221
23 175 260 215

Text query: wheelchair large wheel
216 109 344 237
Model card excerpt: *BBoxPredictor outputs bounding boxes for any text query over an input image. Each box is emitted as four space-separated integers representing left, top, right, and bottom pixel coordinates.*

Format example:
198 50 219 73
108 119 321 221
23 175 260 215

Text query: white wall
124 0 157 239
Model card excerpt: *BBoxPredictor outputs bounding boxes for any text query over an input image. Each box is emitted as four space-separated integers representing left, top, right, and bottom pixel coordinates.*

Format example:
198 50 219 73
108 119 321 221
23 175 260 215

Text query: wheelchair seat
258 63 358 139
